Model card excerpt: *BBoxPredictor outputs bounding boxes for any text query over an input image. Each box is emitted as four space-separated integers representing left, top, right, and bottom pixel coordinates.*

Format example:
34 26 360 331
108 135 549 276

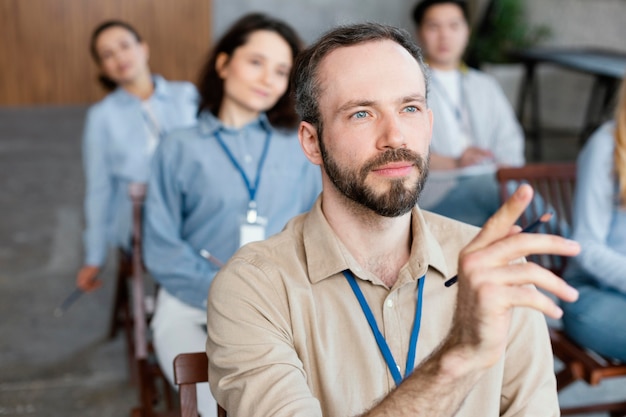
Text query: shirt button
244 154 252 163
385 299 394 308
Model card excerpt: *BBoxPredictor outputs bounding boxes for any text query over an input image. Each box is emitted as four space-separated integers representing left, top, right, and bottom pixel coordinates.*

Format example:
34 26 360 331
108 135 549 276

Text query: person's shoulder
87 90 122 113
588 121 615 146
465 67 503 90
163 124 203 146
580 121 615 162
163 79 198 96
84 91 126 124
221 213 309 280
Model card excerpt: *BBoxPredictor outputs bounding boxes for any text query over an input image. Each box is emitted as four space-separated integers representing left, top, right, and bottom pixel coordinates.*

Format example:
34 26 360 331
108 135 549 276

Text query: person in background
412 0 525 226
142 13 321 416
561 77 626 363
206 22 580 416
76 20 198 292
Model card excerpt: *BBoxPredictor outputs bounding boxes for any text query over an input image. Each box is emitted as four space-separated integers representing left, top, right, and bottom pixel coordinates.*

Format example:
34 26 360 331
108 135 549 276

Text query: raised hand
449 184 580 368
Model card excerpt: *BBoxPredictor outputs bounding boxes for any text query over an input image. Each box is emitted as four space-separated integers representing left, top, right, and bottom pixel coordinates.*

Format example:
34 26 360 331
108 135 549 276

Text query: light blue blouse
565 121 626 294
143 112 322 310
82 75 198 266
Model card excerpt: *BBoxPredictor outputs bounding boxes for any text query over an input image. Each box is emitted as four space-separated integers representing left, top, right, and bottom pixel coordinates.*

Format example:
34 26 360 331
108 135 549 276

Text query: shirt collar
303 198 449 286
110 74 169 103
198 111 273 137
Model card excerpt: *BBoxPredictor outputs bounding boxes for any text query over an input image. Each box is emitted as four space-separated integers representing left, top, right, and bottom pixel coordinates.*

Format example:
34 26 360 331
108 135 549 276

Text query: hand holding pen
445 211 554 287
53 266 101 317
443 184 579 371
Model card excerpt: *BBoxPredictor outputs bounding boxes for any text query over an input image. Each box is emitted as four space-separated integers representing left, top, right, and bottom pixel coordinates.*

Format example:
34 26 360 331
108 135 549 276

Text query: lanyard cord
142 104 164 139
214 129 272 203
431 72 466 123
343 270 426 386
431 72 476 146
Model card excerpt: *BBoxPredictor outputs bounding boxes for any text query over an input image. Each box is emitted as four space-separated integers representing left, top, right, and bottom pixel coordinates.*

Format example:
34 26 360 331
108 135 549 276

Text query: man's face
417 3 469 70
311 39 433 217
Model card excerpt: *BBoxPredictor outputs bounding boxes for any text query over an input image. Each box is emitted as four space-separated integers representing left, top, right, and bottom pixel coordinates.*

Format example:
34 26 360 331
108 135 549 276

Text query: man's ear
298 121 322 166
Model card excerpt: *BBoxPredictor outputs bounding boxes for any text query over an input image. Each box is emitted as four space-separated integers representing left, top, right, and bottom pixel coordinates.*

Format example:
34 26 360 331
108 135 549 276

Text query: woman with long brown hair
142 13 321 415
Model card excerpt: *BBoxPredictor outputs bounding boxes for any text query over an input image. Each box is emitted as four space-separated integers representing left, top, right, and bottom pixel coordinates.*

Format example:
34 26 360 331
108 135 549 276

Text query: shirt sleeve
206 257 323 417
82 106 114 266
570 125 626 293
500 305 560 416
142 138 217 309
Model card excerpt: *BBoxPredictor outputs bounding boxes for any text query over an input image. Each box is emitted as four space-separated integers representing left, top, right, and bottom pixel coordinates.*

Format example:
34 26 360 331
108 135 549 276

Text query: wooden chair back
497 162 576 276
127 183 176 417
496 163 626 416
173 352 227 417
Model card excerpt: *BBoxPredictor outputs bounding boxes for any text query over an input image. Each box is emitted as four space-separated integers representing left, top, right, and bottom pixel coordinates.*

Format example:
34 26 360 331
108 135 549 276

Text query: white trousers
151 288 217 417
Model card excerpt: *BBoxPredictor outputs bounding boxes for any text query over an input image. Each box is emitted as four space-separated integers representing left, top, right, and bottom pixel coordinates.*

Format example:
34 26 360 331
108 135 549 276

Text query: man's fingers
464 184 534 253
466 262 579 303
461 232 580 273
496 284 570 319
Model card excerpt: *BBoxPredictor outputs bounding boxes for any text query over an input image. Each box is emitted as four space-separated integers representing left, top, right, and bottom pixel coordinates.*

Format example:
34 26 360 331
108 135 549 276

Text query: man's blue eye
404 106 418 113
354 111 367 119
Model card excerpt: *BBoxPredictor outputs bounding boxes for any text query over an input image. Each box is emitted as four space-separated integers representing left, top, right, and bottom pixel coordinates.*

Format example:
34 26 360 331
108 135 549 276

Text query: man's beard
319 136 429 218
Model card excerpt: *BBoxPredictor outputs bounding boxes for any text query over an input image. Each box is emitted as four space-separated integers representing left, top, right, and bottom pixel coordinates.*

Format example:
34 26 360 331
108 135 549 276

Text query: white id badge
239 222 266 247
239 201 266 247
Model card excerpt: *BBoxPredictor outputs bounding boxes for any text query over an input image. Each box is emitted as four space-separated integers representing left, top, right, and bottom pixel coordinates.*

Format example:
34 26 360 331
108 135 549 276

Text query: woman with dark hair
143 13 321 414
76 20 197 292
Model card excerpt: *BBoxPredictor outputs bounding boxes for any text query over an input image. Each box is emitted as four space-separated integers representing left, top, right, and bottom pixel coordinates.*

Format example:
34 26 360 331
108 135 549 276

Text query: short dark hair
197 13 303 129
412 0 469 26
292 22 429 130
90 20 143 91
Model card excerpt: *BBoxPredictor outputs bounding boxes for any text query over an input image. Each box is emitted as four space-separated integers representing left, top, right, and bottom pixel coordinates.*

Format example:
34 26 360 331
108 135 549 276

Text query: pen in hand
444 211 554 287
53 287 85 317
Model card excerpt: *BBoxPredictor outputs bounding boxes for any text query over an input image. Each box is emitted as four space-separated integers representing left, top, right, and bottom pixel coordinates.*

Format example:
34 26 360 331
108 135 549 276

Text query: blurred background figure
412 0 525 226
76 20 198 292
561 76 626 363
142 13 322 416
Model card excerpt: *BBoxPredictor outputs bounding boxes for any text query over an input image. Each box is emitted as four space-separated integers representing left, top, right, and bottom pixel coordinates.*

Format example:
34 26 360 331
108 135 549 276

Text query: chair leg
107 252 139 384
109 252 131 339
555 361 584 391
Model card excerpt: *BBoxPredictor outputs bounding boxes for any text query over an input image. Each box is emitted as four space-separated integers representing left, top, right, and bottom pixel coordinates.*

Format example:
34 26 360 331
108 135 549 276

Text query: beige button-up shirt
207 198 559 416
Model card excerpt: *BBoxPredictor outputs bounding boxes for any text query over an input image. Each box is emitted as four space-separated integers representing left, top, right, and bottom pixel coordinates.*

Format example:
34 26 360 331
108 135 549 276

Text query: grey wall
213 0 416 45
212 0 626 132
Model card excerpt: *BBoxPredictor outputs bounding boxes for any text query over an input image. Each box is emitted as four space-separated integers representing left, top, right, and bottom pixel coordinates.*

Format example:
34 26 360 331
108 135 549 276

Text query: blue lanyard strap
214 129 272 203
343 270 426 386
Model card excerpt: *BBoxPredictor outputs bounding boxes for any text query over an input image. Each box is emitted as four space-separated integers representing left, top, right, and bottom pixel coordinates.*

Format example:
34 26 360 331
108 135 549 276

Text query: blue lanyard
214 129 272 209
343 270 426 386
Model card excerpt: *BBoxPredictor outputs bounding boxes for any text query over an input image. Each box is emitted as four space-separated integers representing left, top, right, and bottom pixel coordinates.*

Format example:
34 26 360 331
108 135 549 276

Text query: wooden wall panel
0 0 211 105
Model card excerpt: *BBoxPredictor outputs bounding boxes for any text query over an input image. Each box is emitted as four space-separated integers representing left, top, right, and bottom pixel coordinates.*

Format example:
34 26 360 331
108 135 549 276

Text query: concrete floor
0 106 623 416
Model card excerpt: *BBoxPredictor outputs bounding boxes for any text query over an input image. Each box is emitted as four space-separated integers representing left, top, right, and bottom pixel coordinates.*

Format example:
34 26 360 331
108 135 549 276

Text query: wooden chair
174 352 227 417
126 183 176 417
497 163 626 416
497 162 576 275
108 247 135 378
